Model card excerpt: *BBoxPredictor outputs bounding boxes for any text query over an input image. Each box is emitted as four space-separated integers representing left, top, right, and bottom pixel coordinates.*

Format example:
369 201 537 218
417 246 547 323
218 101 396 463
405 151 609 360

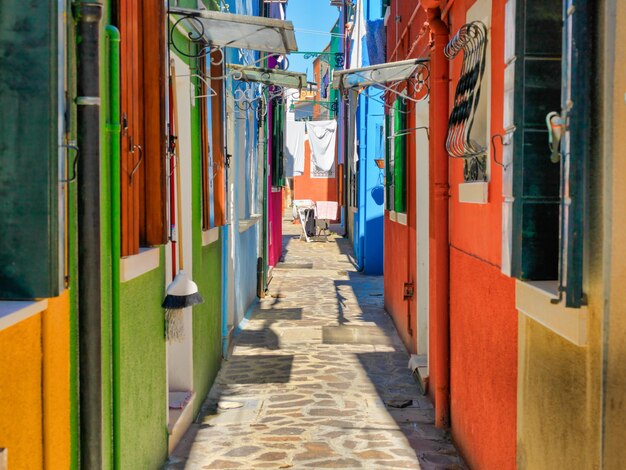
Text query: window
505 0 589 308
385 97 407 213
271 97 285 188
119 0 167 257
210 51 227 227
0 1 64 298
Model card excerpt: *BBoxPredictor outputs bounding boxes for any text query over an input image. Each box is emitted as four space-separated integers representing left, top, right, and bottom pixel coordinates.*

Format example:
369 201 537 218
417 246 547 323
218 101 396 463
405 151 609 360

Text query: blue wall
353 0 385 275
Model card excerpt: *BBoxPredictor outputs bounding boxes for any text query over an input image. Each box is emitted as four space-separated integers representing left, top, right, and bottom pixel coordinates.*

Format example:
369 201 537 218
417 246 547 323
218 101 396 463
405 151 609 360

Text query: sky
285 0 342 81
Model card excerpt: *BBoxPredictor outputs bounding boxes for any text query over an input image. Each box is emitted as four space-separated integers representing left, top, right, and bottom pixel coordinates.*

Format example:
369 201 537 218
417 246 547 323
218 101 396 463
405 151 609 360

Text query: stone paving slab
166 223 466 470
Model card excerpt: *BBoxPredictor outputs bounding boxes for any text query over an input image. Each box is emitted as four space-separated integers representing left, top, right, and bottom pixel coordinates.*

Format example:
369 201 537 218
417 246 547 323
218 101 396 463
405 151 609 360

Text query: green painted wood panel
393 98 406 214
512 0 562 280
0 2 61 298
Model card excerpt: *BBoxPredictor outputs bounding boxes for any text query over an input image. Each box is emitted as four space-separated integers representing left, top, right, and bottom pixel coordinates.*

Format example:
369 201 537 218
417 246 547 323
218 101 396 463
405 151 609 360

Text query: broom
162 60 204 342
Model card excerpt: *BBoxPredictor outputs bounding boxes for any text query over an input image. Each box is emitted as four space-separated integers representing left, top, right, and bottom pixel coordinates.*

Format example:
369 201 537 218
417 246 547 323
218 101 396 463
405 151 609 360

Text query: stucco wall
294 141 339 207
0 292 72 469
193 240 224 416
384 217 416 353
119 261 168 469
450 250 517 470
517 314 601 469
43 292 72 469
445 0 519 467
0 314 43 469
603 1 626 466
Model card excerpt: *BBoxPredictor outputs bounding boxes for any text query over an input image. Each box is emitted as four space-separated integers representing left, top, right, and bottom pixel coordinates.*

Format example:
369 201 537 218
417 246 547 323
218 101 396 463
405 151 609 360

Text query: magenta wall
266 98 282 268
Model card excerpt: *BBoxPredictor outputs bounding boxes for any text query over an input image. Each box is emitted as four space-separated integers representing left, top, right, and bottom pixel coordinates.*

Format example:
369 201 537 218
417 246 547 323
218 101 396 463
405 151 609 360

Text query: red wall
294 141 339 206
447 0 517 468
450 249 517 470
383 1 518 468
383 1 429 356
383 217 417 352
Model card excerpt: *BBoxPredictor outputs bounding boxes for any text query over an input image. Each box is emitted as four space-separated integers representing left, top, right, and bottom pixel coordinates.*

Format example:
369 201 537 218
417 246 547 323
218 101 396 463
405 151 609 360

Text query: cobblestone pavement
166 222 466 470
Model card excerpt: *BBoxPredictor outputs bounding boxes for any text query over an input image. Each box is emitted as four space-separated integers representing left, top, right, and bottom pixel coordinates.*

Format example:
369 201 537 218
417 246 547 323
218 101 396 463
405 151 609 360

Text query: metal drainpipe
73 1 104 467
342 0 350 237
425 4 450 429
105 25 122 470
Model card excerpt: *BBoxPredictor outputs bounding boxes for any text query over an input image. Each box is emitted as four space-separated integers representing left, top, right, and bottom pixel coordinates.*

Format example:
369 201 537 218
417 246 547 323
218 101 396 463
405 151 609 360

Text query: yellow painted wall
0 291 72 470
602 1 626 467
516 3 624 468
0 314 44 469
517 314 602 469
43 291 72 468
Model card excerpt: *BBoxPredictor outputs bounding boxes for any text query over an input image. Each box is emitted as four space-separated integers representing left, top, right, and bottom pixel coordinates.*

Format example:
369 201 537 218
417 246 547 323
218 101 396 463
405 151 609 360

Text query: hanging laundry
366 19 386 66
321 69 330 99
306 120 337 173
349 0 366 70
285 121 307 176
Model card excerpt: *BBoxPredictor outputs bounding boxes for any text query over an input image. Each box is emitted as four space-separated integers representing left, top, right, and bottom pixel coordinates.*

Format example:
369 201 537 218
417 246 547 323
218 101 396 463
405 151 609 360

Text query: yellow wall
0 314 43 469
602 1 626 467
517 314 602 469
43 291 72 468
0 291 71 470
517 3 625 468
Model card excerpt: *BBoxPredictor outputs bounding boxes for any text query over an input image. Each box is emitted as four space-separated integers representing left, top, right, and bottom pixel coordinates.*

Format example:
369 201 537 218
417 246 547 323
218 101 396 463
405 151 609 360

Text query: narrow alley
2 1 626 469
167 221 464 469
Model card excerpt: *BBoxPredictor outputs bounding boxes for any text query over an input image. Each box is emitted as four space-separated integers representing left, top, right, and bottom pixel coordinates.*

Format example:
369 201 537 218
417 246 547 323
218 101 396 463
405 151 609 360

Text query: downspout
424 4 450 428
73 1 104 467
357 94 367 271
105 25 121 470
342 0 350 236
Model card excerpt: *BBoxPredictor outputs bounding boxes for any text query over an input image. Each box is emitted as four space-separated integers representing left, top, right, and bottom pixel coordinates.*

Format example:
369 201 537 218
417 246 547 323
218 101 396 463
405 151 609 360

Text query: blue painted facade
349 0 385 275
222 0 263 344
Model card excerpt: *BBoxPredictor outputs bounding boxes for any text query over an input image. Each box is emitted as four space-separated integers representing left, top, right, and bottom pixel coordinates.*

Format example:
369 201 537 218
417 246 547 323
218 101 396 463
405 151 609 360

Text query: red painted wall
450 249 517 470
293 141 339 207
383 217 417 352
383 0 518 468
447 0 517 468
383 1 429 356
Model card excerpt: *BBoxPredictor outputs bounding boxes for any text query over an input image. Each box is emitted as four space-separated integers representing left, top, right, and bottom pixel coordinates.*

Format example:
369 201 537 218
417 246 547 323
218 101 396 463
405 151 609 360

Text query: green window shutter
0 2 61 298
511 0 562 280
393 98 407 213
560 0 591 307
271 99 285 188
384 113 392 210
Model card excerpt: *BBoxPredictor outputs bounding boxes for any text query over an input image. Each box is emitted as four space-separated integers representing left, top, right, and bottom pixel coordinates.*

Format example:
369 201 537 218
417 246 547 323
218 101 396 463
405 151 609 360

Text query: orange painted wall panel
449 248 517 470
43 291 71 469
383 216 417 353
294 140 339 208
0 314 43 469
448 0 506 266
445 0 518 467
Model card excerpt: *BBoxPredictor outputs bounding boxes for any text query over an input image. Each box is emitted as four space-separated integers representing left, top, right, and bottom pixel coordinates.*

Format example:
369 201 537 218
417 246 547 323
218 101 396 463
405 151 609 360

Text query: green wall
186 33 224 416
118 256 168 469
192 241 223 416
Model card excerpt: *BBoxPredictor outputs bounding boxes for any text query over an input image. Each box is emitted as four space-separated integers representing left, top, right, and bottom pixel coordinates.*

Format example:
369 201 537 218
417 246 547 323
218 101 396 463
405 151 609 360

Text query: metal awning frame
227 64 307 90
168 7 298 57
333 59 431 104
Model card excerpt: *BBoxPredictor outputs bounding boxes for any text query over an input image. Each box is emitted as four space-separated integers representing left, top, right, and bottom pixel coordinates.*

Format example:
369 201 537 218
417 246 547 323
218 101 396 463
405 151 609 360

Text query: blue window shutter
0 2 61 298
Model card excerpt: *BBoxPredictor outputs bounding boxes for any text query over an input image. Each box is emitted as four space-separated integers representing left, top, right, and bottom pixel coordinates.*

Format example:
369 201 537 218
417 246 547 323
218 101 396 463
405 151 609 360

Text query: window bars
444 21 488 164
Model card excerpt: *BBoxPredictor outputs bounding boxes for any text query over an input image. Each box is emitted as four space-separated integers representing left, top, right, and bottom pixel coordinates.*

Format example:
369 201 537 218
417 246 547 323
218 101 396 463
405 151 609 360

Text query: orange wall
43 292 72 468
0 314 43 469
0 291 72 470
383 216 417 353
450 249 517 470
294 140 339 207
447 0 517 468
